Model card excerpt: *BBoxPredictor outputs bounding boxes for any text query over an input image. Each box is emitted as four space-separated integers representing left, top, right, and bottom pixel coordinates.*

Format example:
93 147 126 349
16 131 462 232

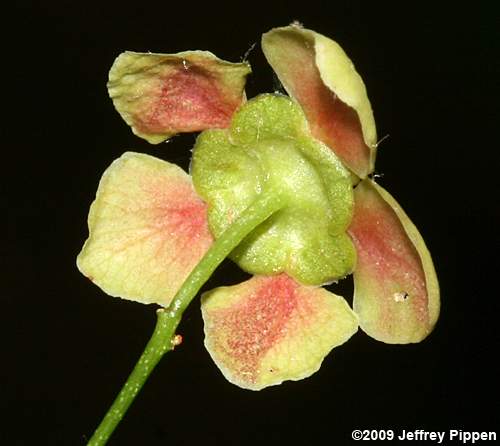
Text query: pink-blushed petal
348 180 440 343
262 24 377 178
201 274 358 390
108 51 251 144
77 152 214 306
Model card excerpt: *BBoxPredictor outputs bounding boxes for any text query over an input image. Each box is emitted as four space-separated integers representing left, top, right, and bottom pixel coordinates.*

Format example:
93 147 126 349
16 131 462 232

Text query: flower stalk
87 191 285 445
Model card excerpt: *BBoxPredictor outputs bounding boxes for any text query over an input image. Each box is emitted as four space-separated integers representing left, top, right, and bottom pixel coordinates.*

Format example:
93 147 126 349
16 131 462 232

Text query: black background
3 2 498 445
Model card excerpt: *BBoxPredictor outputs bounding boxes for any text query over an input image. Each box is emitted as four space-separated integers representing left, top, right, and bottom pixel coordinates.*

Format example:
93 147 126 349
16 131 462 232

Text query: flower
77 24 439 391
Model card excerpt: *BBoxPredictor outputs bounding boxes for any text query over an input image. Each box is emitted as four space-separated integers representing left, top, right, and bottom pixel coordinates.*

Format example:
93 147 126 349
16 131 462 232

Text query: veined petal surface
77 152 213 306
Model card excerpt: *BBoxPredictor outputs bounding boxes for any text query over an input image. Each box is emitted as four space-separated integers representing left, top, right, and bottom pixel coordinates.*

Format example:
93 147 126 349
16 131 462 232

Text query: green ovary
192 94 356 285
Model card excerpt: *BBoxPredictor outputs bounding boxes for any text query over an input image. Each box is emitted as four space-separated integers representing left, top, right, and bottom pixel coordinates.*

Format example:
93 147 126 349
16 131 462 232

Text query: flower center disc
192 94 357 285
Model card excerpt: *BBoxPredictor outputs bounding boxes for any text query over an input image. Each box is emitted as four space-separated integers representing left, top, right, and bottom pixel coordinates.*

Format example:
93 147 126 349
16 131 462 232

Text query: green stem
87 192 284 446
87 308 179 446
